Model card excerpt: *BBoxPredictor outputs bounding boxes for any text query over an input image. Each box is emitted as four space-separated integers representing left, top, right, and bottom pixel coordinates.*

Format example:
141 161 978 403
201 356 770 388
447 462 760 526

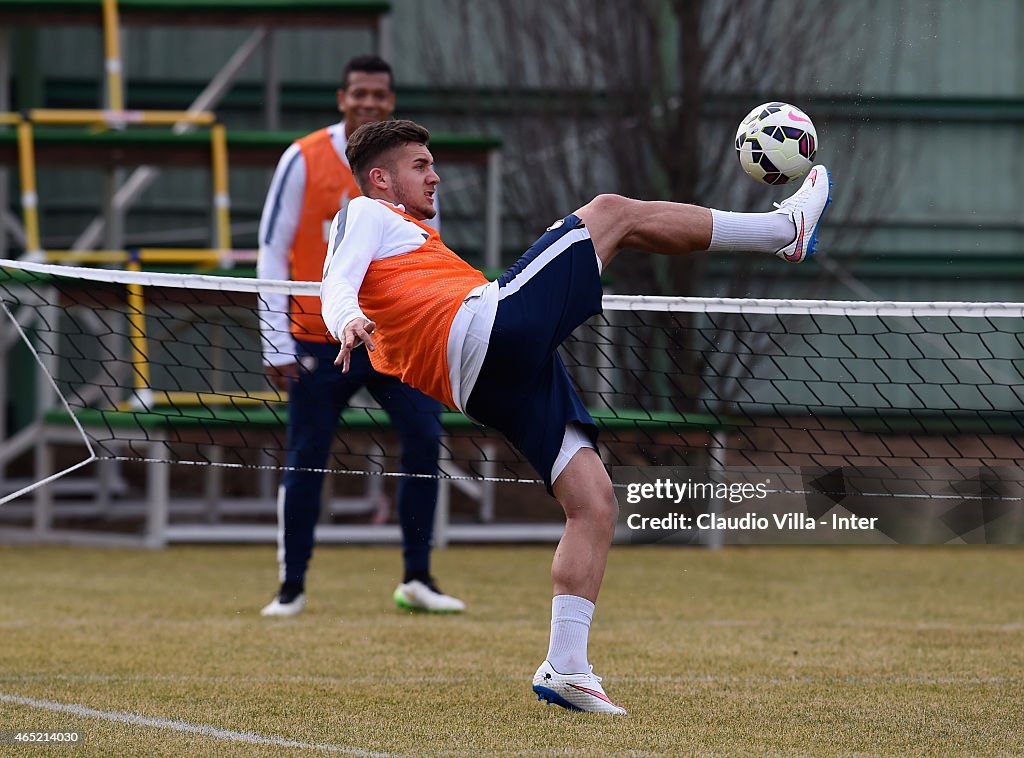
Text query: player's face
386 143 439 221
337 71 395 134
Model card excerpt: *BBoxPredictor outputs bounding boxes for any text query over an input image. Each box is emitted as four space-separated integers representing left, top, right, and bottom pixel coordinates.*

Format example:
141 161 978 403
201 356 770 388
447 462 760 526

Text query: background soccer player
257 58 463 617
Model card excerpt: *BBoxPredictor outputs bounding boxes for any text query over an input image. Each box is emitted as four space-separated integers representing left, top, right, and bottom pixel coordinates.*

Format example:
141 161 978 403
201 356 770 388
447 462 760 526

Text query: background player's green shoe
393 578 465 613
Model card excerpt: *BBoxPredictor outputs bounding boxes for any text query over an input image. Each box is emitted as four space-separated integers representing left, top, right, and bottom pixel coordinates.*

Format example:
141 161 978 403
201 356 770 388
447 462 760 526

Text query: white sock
706 208 795 253
545 594 594 674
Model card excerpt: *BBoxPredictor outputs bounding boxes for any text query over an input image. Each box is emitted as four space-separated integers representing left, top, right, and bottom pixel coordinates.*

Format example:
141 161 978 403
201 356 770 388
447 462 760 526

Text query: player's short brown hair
346 119 431 193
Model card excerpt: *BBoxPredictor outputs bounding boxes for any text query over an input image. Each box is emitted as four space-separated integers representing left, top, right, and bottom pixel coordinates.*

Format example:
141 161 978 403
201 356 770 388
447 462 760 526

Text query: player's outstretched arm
334 317 376 373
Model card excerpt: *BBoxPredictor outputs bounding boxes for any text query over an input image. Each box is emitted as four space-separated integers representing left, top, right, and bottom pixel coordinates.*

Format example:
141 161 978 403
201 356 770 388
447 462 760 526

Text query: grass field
1 543 1022 757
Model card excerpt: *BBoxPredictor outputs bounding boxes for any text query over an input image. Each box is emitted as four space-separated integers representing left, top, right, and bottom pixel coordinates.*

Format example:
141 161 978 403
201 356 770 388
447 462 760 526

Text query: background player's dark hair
347 119 431 192
341 54 393 91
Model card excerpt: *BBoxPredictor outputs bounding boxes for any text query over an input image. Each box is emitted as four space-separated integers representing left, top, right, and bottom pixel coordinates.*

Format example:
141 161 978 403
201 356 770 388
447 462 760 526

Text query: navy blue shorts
465 214 603 492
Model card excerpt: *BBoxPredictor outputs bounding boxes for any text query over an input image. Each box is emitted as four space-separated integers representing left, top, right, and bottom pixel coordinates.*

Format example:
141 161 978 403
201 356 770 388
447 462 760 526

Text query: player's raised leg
575 164 831 268
532 446 627 716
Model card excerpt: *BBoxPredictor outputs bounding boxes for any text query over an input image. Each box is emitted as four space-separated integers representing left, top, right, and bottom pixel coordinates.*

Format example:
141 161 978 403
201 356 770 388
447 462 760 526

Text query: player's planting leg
548 448 615 602
532 447 626 715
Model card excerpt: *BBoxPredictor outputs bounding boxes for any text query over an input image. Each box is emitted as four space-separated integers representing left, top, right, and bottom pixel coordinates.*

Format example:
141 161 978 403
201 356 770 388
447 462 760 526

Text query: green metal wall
5 0 1023 300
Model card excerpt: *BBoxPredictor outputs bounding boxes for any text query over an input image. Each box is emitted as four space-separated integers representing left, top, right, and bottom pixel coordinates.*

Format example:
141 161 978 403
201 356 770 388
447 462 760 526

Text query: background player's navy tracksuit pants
279 339 442 585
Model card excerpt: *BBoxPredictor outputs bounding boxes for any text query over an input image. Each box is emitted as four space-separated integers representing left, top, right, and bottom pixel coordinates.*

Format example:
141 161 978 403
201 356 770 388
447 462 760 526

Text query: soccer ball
735 102 817 185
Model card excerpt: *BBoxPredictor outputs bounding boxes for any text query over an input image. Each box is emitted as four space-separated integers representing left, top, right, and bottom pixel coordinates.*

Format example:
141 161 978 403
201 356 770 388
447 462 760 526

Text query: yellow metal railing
210 123 232 253
16 118 42 258
102 0 124 112
3 110 252 410
5 111 233 260
27 109 217 128
2 0 276 411
144 391 285 408
40 249 258 266
124 258 151 399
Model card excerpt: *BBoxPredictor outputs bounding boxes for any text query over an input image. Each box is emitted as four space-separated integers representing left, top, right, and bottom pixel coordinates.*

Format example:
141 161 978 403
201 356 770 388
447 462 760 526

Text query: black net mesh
3 263 1023 495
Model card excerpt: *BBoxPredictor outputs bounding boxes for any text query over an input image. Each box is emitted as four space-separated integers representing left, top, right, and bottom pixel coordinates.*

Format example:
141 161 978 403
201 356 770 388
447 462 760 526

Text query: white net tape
8 257 1024 317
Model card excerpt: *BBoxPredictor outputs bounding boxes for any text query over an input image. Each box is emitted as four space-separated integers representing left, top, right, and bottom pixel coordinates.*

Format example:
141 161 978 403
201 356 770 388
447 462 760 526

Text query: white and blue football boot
532 660 627 715
773 164 832 263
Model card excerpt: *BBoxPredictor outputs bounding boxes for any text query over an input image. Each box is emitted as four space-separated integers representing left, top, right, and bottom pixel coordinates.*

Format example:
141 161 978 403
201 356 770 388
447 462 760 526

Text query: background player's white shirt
321 196 492 413
256 121 438 367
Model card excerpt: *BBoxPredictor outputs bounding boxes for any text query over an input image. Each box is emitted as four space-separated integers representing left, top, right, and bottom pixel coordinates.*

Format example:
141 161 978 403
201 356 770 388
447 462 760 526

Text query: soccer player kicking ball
321 119 831 715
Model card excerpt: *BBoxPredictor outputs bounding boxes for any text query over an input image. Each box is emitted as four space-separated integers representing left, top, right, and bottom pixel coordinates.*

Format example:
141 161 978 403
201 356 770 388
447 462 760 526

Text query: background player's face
384 143 439 220
337 71 395 135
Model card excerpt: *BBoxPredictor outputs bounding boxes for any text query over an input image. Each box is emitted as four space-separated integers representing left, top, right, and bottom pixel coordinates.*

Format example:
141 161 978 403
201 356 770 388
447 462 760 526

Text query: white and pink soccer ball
735 102 817 185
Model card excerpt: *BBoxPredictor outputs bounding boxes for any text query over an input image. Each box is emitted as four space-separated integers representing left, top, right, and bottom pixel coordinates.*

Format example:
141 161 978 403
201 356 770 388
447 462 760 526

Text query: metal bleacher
0 0 516 546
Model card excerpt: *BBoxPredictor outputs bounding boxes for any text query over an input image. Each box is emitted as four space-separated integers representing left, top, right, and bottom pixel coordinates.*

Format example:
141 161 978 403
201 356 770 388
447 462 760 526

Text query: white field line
0 692 403 757
1 673 1020 688
3 618 1022 633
